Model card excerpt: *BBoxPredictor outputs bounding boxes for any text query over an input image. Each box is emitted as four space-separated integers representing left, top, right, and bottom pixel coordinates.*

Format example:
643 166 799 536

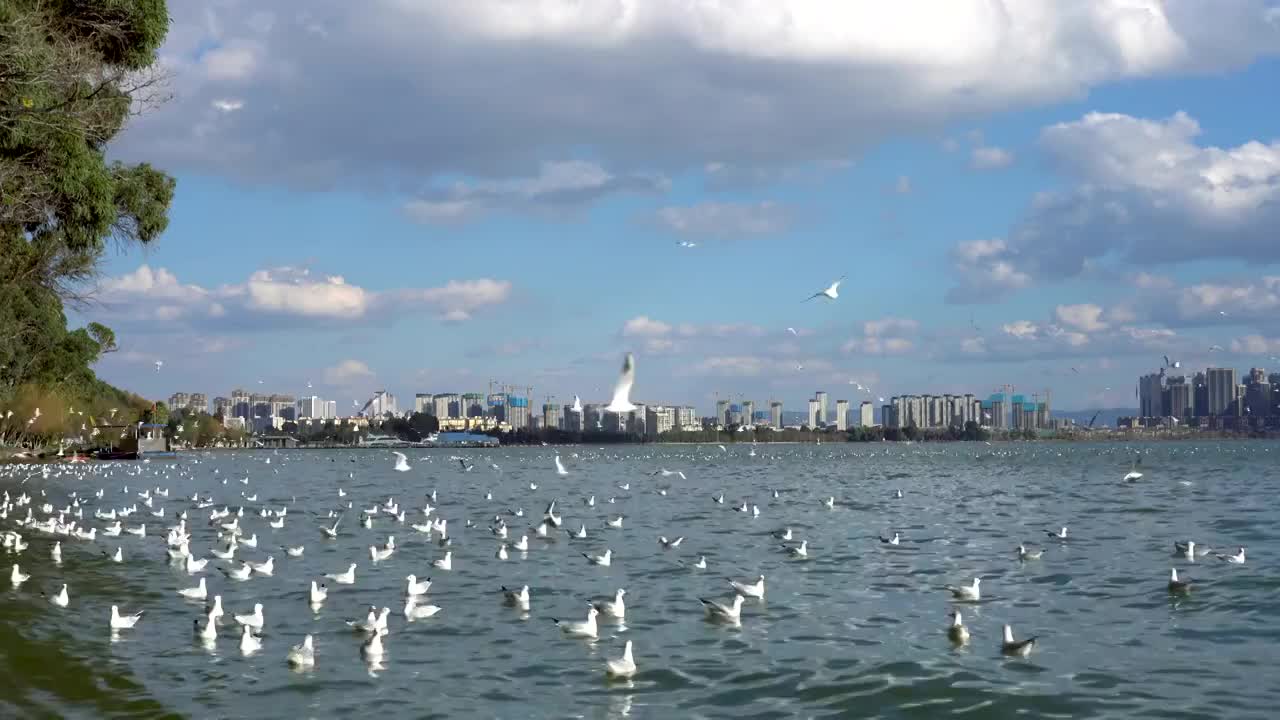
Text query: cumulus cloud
116 2 1280 206
843 316 918 355
1054 303 1109 332
403 161 666 223
96 265 512 329
947 110 1280 301
893 176 912 194
1230 335 1280 354
323 359 375 386
691 355 833 378
654 201 791 238
622 316 674 337
970 145 1014 169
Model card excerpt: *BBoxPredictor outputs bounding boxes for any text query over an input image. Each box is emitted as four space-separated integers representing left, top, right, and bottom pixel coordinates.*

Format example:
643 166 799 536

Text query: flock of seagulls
0 415 1260 695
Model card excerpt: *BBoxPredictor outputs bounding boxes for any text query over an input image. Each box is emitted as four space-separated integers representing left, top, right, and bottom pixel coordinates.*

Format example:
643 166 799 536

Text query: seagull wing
607 353 635 409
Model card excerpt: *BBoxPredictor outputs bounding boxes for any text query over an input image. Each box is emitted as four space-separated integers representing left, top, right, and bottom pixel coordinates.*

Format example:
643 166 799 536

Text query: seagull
49 583 70 608
109 605 144 631
392 452 410 472
785 540 809 558
945 577 981 601
10 563 30 587
321 515 343 538
502 584 530 609
803 276 845 302
584 548 612 566
728 574 765 599
774 528 792 541
1174 541 1199 560
1018 544 1043 560
1123 468 1143 482
309 581 328 605
947 610 970 644
287 635 315 668
553 606 599 639
605 353 637 413
326 563 357 585
348 607 391 634
239 624 262 655
1168 568 1191 593
234 603 265 630
594 588 627 618
404 600 442 621
1216 547 1246 564
249 556 274 576
607 516 624 529
406 575 431 596
554 455 569 476
285 545 305 557
361 628 388 663
823 496 835 509
195 614 217 642
1001 624 1037 657
700 594 745 623
179 578 208 600
879 533 900 546
1046 527 1068 540
659 536 684 550
571 395 583 413
605 640 637 679
432 551 452 570
458 458 474 472
786 327 798 336
693 556 708 569
154 360 163 372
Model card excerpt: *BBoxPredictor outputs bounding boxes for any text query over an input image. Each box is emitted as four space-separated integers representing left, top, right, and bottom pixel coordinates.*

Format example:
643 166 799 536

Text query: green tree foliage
1 0 173 449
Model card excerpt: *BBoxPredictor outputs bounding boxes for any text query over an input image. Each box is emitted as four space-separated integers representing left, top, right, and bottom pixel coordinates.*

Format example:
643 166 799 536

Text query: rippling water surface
3 442 1280 719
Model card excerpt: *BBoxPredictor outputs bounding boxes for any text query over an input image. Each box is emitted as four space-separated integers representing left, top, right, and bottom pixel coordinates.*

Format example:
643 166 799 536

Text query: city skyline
69 3 1280 413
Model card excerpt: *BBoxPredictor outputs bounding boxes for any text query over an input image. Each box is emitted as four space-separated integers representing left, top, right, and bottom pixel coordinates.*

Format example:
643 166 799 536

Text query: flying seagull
571 395 583 413
605 353 637 413
803 276 845 303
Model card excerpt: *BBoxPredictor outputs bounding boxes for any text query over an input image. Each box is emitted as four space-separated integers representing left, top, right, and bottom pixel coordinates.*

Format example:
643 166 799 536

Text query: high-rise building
562 406 582 432
462 393 485 418
212 396 231 419
1245 377 1271 418
1164 376 1191 419
1206 368 1238 416
542 403 561 431
1271 373 1280 417
858 401 874 427
883 398 900 428
433 393 461 419
987 394 1006 428
231 389 251 420
325 400 337 419
835 399 849 431
168 393 190 411
807 399 821 428
645 406 675 438
414 394 433 414
770 401 783 429
368 391 397 418
297 396 322 419
1138 374 1165 417
506 395 531 431
815 391 828 423
741 400 755 427
715 399 730 426
270 394 296 421
583 404 604 431
1193 372 1208 417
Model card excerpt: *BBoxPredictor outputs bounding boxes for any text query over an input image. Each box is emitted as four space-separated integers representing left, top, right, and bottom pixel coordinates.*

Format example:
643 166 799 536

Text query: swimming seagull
406 575 431 596
605 353 637 414
10 563 30 587
605 640 637 678
1017 544 1043 560
594 588 626 618
1168 568 1192 593
326 563 357 584
1046 527 1068 540
700 594 745 623
553 606 599 639
309 581 328 604
234 603 265 630
179 577 208 600
109 605 144 631
287 635 315 668
728 574 766 599
945 577 981 601
403 600 442 621
823 496 835 509
320 514 342 539
392 452 411 472
947 610 969 645
239 624 262 655
785 540 809 558
659 536 684 550
432 551 452 570
361 628 388 663
554 455 569 476
49 583 70 608
222 562 252 581
1000 624 1037 657
583 548 612 566
802 276 845 302
879 533 900 546
1217 547 1246 564
1173 540 1211 558
502 585 530 609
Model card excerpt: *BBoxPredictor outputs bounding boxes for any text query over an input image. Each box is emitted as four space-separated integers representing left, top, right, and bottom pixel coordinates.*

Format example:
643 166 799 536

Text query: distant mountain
1053 408 1137 428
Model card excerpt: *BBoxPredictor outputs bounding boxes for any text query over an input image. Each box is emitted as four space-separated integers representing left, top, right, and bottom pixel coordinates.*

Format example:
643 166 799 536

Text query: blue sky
84 1 1280 413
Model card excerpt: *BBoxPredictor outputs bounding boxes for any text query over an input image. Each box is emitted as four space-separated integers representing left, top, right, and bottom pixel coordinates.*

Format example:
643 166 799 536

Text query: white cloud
970 145 1014 169
1002 320 1040 339
96 265 512 329
691 355 833 378
622 316 674 337
655 201 791 238
947 110 1280 301
323 359 374 386
946 238 1032 303
863 317 919 337
843 316 917 355
1054 303 1109 332
894 175 912 194
211 98 245 112
1230 335 1280 354
118 2 1280 203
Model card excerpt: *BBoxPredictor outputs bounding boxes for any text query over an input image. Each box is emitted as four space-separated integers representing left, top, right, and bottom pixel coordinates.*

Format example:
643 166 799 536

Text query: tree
1 0 174 444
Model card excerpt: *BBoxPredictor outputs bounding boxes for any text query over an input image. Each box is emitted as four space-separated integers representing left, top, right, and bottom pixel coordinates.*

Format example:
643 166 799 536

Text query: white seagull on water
948 610 969 644
605 640 637 678
554 455 569 476
700 594 745 623
553 606 599 639
1001 624 1037 657
728 574 765 599
945 577 981 601
392 452 411 472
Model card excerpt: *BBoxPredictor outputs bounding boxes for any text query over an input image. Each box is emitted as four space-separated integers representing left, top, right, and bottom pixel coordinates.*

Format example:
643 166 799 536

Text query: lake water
3 442 1279 719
